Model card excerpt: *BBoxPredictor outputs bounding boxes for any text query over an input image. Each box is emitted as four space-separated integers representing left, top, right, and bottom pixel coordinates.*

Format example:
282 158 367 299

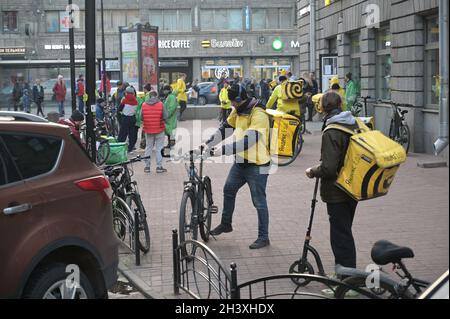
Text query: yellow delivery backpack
324 118 407 201
280 81 304 100
266 109 301 157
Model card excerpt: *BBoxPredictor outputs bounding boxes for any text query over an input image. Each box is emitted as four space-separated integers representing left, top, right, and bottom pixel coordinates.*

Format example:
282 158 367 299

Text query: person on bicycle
305 91 359 270
204 84 271 250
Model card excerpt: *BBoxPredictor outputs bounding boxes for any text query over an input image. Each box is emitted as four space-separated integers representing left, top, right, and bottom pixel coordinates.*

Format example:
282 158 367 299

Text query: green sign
272 38 284 51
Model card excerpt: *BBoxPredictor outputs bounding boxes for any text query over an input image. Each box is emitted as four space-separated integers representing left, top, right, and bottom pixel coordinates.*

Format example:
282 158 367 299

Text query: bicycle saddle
371 240 414 265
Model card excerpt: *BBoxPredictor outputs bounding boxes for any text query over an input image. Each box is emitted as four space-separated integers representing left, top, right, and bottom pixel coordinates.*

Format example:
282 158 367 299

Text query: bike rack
172 230 380 299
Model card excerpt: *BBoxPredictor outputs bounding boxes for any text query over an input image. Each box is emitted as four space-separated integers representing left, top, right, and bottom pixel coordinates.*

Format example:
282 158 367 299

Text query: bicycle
103 105 119 138
334 240 430 299
173 147 218 258
351 96 371 117
79 121 111 166
103 155 151 253
378 100 412 154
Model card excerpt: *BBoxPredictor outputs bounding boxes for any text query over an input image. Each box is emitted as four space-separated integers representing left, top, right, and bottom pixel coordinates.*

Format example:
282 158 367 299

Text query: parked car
0 113 119 299
188 82 219 105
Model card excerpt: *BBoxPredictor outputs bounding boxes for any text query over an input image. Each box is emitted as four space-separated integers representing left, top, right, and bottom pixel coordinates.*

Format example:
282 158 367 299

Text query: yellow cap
279 69 288 76
329 77 340 87
312 93 324 114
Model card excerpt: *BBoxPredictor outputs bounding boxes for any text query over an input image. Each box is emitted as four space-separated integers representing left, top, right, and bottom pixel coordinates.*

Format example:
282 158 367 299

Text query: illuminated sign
202 39 244 49
0 47 26 56
158 40 191 49
272 38 284 51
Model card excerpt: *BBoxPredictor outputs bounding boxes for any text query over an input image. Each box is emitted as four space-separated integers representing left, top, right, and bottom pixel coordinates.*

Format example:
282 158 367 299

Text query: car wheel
23 263 97 299
198 96 207 105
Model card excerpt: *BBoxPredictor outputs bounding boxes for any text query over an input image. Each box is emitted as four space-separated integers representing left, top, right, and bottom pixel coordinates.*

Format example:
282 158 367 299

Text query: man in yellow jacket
329 77 347 111
266 75 301 116
219 81 232 122
175 73 188 120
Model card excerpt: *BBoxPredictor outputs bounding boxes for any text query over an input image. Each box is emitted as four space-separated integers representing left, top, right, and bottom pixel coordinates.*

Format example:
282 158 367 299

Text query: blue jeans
221 163 269 240
58 101 65 115
77 96 85 113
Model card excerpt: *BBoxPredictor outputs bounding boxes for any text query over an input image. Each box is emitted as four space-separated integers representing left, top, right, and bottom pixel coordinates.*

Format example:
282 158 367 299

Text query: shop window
46 11 59 33
251 57 292 82
201 58 243 81
328 38 337 54
251 8 292 30
350 33 360 55
425 16 439 108
150 10 191 32
201 9 242 31
3 11 18 32
376 26 392 100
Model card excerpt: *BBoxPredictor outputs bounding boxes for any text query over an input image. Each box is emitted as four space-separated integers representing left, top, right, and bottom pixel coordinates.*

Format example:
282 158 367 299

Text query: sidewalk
119 119 449 299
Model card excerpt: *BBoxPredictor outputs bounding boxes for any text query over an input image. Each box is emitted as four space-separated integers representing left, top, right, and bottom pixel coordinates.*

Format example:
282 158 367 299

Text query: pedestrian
266 75 301 116
329 77 346 111
76 74 85 114
32 79 45 117
12 79 23 111
344 73 357 111
21 87 31 113
100 72 111 98
53 75 67 116
95 97 106 121
118 86 138 153
142 91 168 174
309 72 320 121
232 72 241 86
175 73 188 121
158 78 166 98
205 84 271 250
305 91 359 272
300 72 314 121
137 83 152 150
162 85 178 148
218 80 232 122
260 79 270 105
58 110 85 145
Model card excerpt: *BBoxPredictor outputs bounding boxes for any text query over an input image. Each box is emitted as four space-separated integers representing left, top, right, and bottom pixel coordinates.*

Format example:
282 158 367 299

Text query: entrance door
320 54 338 92
159 59 192 87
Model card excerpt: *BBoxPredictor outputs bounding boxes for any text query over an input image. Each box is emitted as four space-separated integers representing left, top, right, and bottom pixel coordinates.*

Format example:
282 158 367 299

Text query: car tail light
75 176 112 201
210 86 217 93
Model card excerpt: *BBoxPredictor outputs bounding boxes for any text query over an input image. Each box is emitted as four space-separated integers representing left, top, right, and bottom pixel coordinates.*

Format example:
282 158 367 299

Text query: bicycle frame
183 150 207 227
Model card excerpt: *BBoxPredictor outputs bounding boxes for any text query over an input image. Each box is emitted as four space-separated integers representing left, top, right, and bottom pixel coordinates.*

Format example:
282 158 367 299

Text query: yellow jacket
266 82 301 116
219 87 231 110
175 79 187 102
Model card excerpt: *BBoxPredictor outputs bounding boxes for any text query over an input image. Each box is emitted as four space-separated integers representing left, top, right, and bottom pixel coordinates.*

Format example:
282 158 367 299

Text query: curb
118 262 165 299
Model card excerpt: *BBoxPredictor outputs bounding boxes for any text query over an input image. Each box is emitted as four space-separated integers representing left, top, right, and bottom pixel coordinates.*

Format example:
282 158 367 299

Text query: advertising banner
141 31 158 92
121 31 139 88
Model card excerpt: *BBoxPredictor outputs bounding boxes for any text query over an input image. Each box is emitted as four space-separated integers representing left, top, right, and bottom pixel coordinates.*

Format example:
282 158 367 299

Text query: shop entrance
159 59 192 87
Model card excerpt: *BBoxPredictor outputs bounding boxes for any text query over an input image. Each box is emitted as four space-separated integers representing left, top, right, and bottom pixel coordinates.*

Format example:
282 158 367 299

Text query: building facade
0 0 299 106
297 0 442 155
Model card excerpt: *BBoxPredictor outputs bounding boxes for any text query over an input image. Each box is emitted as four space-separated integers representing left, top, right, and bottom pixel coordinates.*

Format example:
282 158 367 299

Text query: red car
0 114 119 299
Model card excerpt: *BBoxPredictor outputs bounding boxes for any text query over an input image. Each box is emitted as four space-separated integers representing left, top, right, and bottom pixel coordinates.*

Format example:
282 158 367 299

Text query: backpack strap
324 118 370 135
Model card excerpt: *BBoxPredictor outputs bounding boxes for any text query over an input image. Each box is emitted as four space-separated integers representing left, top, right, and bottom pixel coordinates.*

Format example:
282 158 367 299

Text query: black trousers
327 200 358 268
179 101 187 120
36 101 44 117
118 115 137 152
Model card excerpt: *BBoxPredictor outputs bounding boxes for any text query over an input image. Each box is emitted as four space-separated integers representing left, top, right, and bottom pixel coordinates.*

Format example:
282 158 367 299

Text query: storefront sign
202 39 244 49
158 40 191 49
0 47 26 56
291 40 301 48
272 38 284 51
44 44 85 50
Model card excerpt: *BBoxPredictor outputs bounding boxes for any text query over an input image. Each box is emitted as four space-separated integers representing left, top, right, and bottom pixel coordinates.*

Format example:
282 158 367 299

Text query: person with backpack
175 73 188 121
32 79 45 117
53 75 67 116
266 75 301 116
203 84 271 250
329 77 346 111
142 91 168 174
76 75 85 113
305 91 359 271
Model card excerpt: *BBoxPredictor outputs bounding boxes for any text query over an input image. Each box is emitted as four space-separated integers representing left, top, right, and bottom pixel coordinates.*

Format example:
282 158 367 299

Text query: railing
172 230 380 300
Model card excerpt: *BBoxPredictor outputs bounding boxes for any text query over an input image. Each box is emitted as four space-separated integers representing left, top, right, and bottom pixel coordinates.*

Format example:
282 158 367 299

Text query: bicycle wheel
112 197 135 251
272 128 304 167
300 114 306 135
199 177 213 242
400 124 411 154
96 139 110 166
126 193 150 254
334 276 411 299
179 190 198 258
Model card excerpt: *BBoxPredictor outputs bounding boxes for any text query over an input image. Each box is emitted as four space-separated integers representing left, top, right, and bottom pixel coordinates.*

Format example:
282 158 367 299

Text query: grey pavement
118 119 449 299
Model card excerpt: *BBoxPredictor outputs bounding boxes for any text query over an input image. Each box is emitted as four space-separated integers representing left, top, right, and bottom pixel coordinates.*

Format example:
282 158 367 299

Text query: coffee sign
158 40 191 49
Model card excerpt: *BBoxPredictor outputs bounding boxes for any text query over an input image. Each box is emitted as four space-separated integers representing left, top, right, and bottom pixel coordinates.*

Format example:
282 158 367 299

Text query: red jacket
76 80 85 97
142 101 165 134
53 81 66 102
58 118 83 145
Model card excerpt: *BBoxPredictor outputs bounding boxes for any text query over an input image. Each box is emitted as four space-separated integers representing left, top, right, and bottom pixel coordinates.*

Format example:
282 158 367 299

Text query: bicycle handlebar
102 155 151 170
168 150 210 163
376 99 414 108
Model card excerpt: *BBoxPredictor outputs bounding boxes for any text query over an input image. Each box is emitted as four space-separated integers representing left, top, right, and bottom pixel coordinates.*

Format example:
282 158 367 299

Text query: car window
1 134 62 180
0 138 22 186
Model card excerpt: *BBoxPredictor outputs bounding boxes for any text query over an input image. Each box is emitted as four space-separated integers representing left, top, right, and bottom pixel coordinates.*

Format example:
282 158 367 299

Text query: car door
0 132 50 297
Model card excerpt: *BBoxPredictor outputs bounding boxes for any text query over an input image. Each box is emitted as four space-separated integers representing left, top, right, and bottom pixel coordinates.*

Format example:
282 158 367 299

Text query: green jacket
310 116 359 204
135 94 146 128
345 80 357 111
164 91 178 136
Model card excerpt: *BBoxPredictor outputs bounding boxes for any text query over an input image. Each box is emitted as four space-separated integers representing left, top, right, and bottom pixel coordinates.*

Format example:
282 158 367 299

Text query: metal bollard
135 211 140 266
230 262 239 299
